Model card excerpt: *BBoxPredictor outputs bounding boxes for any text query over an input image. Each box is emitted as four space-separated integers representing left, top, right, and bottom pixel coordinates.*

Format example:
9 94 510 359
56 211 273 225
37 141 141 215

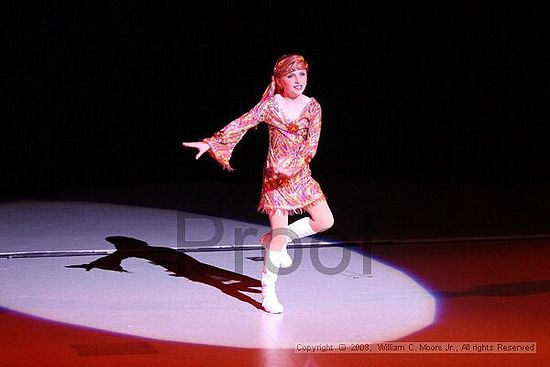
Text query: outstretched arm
184 98 269 171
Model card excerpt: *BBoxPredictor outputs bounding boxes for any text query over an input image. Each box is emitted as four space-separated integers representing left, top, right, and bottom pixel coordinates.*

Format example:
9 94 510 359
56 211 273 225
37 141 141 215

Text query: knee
314 214 334 233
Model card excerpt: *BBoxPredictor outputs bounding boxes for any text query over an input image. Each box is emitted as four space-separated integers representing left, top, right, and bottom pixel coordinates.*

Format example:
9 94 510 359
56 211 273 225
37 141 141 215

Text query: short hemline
257 195 327 217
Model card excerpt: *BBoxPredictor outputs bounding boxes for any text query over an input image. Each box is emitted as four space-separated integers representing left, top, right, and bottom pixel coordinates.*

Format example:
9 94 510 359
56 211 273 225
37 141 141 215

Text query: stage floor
1 182 549 366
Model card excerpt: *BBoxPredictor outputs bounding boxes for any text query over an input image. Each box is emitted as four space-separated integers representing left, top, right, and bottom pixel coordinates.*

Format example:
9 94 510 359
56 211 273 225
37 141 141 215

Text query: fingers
196 145 209 159
182 140 209 161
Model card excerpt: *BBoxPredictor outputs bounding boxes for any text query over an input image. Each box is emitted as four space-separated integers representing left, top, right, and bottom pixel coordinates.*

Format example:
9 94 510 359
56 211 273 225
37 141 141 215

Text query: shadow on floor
66 236 263 310
434 280 550 298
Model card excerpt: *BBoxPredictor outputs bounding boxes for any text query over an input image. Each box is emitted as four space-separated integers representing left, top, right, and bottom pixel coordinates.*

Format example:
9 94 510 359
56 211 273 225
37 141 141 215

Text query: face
277 69 308 98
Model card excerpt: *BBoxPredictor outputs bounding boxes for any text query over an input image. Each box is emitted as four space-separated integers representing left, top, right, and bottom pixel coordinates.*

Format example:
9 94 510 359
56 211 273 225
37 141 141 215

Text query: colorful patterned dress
203 95 326 216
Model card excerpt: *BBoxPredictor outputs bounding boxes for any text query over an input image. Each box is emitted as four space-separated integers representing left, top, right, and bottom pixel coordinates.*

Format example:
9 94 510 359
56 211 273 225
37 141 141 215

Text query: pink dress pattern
203 95 326 216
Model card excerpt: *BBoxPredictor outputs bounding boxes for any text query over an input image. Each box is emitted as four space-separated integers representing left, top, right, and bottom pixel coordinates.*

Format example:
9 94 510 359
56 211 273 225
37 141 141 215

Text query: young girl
182 54 334 313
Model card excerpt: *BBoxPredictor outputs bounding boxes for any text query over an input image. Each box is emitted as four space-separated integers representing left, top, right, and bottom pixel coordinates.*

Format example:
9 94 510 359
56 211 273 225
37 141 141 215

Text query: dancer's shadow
66 236 262 310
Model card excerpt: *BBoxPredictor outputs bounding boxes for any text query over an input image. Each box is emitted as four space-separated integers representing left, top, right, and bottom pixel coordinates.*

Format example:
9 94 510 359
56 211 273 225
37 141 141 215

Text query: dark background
4 1 549 237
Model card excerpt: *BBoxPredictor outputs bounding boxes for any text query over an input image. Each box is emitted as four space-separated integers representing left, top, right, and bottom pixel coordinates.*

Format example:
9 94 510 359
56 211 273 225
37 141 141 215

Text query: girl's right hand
182 141 210 160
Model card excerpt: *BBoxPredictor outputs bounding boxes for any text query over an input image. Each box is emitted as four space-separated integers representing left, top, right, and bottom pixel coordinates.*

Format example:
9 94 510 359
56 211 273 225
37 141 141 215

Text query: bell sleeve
203 99 268 171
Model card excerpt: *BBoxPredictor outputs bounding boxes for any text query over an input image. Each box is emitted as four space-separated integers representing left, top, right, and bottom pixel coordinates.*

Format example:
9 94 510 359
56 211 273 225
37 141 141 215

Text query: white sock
287 217 317 241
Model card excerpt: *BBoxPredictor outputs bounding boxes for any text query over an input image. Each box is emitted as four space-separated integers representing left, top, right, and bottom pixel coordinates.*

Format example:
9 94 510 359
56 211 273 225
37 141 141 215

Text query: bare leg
304 199 334 233
261 200 334 247
267 212 289 251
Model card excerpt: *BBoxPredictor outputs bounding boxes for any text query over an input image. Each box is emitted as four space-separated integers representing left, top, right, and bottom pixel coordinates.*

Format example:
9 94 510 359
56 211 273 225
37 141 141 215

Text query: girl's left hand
274 166 293 178
266 163 293 180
